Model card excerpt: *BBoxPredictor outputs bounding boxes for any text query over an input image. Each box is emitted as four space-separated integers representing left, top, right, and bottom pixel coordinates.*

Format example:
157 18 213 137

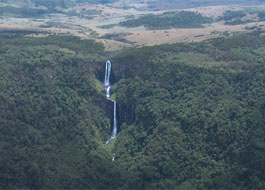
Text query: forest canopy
111 31 265 189
0 31 265 189
119 11 213 30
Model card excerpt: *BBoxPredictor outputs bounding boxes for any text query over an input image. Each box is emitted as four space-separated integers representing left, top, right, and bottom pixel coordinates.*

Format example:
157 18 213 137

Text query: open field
124 21 265 45
0 0 265 51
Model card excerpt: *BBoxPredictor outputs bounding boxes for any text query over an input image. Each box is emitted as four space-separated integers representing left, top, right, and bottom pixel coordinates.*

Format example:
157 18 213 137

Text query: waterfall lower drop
106 86 110 98
112 101 117 138
104 60 118 147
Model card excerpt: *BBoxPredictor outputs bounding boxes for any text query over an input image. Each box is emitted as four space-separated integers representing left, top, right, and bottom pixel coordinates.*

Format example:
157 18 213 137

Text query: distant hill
2 0 264 11
119 11 213 30
144 0 265 10
0 0 118 9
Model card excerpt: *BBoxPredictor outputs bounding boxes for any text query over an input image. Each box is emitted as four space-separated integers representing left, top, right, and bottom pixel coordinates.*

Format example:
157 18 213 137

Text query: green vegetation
217 9 265 25
0 6 49 18
1 35 104 54
1 31 265 189
0 5 100 19
144 0 265 10
0 1 111 18
218 10 247 22
119 11 213 30
99 24 118 29
111 31 265 189
82 9 102 16
0 34 126 189
99 33 135 44
0 29 49 37
0 0 118 9
245 25 259 30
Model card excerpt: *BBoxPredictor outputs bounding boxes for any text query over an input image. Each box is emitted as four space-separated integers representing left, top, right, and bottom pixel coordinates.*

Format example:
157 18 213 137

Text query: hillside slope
0 35 126 189
112 32 265 189
0 32 265 189
0 0 118 8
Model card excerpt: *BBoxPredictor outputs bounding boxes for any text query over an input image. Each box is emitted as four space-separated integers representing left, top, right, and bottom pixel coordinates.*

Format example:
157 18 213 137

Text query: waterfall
111 101 117 138
106 86 110 98
103 60 118 146
105 99 118 146
104 60 111 99
104 60 111 87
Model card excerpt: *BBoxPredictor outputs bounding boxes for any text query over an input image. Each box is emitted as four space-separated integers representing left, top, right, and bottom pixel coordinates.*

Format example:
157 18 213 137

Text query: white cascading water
105 99 117 146
106 86 110 98
112 101 117 138
104 60 118 146
104 60 111 87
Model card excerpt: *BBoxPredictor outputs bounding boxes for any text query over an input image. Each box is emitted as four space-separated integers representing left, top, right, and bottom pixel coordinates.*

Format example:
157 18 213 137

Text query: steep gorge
103 60 118 146
109 32 265 189
0 32 265 189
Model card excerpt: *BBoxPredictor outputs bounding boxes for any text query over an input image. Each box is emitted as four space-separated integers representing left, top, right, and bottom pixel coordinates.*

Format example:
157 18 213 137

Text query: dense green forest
119 11 213 30
0 5 101 19
111 31 265 189
217 9 265 25
0 34 127 189
0 31 265 189
0 6 50 18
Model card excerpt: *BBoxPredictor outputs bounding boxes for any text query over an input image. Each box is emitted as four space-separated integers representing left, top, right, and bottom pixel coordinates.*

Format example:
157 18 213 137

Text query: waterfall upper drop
104 60 111 87
104 60 111 99
103 60 118 146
